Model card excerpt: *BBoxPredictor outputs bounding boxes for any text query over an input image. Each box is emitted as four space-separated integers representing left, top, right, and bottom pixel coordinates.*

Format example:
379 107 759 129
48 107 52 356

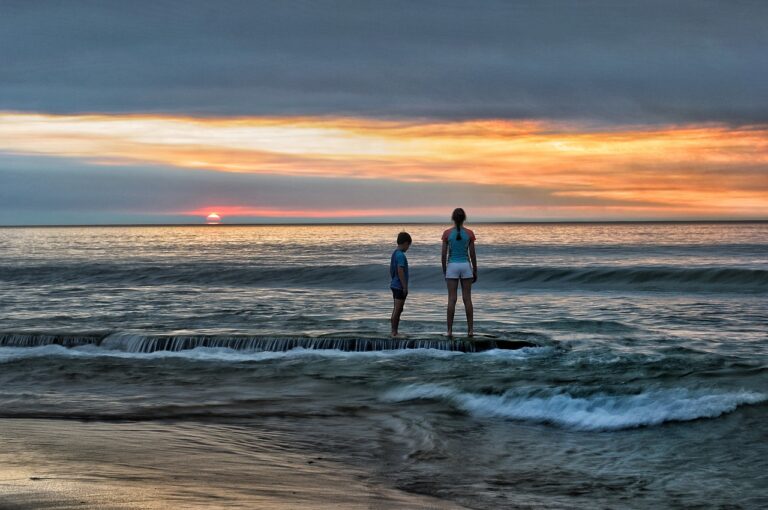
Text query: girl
441 208 477 337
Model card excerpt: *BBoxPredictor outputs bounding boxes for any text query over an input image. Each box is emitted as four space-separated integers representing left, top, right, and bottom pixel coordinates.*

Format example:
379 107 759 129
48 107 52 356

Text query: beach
0 223 766 508
0 419 469 509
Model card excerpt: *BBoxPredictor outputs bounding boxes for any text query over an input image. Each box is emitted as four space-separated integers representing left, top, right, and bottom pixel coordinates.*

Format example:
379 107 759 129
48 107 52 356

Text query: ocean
0 222 766 509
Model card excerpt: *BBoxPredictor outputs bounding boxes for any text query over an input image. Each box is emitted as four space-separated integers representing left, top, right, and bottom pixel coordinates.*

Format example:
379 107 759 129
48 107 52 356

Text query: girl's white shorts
445 262 473 279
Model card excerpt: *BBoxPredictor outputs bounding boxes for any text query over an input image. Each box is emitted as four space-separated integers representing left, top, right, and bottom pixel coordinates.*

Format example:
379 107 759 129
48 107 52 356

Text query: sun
205 212 222 225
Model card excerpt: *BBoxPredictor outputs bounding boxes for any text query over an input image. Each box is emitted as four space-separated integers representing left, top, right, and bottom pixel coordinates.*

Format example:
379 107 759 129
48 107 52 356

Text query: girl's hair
451 208 466 240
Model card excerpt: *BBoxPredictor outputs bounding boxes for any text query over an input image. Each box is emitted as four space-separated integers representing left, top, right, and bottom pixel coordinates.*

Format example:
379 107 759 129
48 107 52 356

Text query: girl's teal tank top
447 227 470 263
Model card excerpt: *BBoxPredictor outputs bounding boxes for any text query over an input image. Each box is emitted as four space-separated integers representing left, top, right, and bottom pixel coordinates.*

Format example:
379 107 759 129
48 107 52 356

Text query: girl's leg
446 279 459 336
460 278 474 336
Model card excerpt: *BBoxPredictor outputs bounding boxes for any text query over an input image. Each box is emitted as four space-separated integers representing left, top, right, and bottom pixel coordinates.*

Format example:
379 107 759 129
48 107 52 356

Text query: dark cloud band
1 0 766 124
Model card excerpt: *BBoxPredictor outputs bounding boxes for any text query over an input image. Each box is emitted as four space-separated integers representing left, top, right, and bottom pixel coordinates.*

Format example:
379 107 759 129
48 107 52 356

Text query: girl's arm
469 240 478 282
441 240 448 276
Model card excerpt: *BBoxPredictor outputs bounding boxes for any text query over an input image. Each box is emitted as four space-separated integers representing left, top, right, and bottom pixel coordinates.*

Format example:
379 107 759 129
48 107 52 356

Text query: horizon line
2 219 767 228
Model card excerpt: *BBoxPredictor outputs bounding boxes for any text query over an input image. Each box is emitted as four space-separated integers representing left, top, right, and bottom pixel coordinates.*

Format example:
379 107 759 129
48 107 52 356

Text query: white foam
474 346 553 359
384 384 767 431
0 344 471 363
0 344 289 363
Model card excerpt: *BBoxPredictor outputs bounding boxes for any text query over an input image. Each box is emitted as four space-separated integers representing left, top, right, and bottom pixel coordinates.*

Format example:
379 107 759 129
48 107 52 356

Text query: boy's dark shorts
391 287 408 301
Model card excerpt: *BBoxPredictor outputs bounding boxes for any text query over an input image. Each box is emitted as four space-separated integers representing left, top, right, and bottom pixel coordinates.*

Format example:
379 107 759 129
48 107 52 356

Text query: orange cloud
185 203 704 221
0 112 766 218
186 205 451 218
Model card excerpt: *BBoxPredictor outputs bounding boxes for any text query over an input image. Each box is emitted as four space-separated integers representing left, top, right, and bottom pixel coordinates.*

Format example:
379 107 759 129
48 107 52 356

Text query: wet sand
0 419 467 509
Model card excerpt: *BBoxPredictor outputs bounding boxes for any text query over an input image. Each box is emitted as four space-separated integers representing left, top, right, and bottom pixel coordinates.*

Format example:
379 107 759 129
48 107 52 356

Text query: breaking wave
384 385 767 431
0 331 538 354
1 263 765 292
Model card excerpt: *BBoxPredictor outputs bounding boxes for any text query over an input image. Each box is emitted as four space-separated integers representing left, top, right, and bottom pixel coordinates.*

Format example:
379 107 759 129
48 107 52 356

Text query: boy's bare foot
391 332 399 338
468 331 474 337
446 330 453 337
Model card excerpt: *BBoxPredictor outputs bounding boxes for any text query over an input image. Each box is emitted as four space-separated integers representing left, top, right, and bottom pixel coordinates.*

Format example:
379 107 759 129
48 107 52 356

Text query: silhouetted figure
390 231 412 337
441 208 477 337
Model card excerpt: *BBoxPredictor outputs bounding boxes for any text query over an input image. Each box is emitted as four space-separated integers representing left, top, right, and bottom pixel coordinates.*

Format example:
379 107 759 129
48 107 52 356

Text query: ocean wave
0 331 538 355
531 319 638 333
0 344 553 365
1 263 765 292
483 266 768 293
0 344 472 363
384 384 767 430
0 344 294 363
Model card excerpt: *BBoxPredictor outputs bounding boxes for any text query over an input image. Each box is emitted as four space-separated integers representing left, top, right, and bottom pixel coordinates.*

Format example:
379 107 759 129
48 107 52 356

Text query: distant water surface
0 223 766 508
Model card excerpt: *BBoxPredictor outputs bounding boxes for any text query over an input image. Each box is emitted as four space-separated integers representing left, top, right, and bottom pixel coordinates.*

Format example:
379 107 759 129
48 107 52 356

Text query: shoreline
0 418 468 510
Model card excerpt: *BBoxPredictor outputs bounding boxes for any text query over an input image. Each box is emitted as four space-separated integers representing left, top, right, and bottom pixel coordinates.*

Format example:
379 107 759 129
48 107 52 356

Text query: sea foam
384 384 767 431
0 344 474 364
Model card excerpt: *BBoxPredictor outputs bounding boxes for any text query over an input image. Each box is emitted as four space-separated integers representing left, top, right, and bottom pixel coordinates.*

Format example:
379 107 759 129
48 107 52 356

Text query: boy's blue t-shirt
390 249 409 289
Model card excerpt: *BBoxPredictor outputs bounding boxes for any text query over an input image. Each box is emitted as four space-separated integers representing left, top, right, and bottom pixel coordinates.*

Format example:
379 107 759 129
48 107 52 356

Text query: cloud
4 151 734 226
1 112 766 220
1 1 767 124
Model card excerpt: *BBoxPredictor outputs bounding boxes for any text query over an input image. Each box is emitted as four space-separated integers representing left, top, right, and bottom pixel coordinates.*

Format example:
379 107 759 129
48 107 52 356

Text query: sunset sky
1 1 766 224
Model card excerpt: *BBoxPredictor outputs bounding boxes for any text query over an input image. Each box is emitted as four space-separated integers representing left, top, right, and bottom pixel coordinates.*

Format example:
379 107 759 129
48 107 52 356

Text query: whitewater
0 222 766 508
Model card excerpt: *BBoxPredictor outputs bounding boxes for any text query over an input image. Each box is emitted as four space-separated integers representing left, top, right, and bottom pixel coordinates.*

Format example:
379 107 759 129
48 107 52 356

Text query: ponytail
451 208 466 240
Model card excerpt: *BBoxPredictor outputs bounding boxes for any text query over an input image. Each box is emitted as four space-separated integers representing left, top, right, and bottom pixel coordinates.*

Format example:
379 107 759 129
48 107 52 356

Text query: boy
390 231 412 337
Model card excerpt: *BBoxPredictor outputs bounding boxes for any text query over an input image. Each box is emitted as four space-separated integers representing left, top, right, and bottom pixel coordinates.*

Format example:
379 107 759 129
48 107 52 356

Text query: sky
1 0 766 224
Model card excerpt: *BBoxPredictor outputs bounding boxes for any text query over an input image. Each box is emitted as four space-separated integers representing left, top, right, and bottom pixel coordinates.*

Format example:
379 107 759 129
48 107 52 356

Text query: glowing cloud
0 112 766 218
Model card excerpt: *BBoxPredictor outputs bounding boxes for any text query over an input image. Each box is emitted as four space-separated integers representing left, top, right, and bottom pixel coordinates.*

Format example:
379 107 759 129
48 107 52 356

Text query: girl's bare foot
468 331 474 337
446 330 453 337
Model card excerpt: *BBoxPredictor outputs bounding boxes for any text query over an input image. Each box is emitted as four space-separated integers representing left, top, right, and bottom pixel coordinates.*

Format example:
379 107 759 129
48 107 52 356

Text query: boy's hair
397 231 412 245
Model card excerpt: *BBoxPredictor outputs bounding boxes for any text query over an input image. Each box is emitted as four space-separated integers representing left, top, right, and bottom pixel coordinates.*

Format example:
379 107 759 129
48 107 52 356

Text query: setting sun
205 212 222 225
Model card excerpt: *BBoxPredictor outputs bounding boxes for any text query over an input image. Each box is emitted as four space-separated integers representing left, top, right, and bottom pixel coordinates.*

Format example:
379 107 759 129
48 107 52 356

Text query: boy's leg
391 298 405 336
446 279 459 336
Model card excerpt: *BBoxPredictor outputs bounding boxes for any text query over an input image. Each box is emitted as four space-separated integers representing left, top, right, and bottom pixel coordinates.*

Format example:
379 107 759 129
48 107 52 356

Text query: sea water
0 223 766 508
